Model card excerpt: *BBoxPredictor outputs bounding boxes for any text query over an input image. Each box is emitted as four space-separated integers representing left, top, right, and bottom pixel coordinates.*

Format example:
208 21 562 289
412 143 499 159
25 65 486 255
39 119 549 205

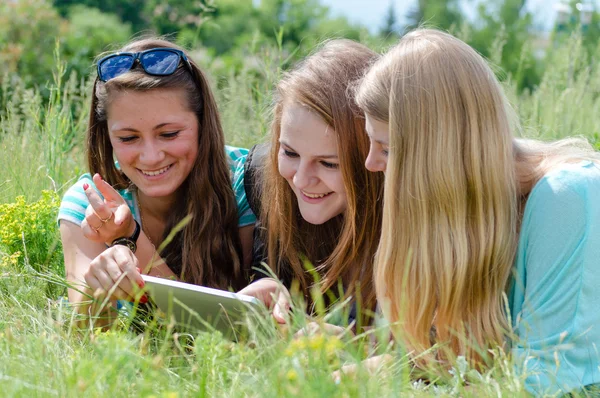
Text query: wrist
110 220 141 253
128 220 137 237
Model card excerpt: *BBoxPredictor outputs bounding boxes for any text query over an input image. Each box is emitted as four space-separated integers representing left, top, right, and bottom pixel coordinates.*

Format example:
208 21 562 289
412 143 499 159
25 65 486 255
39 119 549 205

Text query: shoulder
57 174 94 226
520 161 600 250
225 145 250 181
225 145 258 226
243 143 270 217
225 145 250 165
526 161 600 216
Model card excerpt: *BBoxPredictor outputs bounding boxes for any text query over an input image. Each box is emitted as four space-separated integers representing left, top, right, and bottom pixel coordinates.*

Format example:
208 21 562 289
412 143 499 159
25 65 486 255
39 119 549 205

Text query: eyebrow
113 122 182 133
279 140 338 159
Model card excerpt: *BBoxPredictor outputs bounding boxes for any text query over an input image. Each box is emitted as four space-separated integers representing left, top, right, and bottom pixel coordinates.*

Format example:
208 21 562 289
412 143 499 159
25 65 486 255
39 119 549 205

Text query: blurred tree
143 0 214 36
0 0 63 87
379 0 400 39
468 0 538 90
62 6 132 79
193 0 261 54
53 0 147 33
405 0 463 31
551 0 600 54
257 0 328 48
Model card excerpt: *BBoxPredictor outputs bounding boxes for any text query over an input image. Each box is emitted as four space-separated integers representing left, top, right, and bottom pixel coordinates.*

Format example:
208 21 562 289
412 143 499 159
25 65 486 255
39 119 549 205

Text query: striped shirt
58 145 256 227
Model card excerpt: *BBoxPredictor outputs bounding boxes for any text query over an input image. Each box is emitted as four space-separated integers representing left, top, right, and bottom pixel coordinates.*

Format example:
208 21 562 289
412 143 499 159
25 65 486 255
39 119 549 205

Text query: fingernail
83 183 89 191
139 295 148 304
136 267 141 274
137 280 145 288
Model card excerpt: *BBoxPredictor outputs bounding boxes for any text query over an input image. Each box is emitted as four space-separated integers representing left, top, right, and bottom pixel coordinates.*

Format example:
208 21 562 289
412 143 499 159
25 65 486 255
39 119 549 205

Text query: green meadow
2 1 600 396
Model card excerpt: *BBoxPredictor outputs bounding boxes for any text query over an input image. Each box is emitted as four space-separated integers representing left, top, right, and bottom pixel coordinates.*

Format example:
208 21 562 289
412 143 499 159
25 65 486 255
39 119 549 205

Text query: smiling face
278 103 347 225
106 88 199 202
364 113 390 173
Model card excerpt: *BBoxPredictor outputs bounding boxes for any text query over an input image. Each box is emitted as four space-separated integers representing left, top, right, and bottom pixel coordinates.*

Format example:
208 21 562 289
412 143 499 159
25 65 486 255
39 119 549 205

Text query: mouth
301 190 333 199
139 164 172 177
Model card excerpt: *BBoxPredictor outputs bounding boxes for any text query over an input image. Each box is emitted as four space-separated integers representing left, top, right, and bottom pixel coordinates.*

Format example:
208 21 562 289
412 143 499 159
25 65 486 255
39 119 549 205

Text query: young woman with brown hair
240 39 384 328
58 38 256 322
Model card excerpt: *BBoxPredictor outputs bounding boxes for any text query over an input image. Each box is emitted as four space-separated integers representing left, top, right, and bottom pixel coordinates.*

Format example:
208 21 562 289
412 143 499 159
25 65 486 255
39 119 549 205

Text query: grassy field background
2 8 600 397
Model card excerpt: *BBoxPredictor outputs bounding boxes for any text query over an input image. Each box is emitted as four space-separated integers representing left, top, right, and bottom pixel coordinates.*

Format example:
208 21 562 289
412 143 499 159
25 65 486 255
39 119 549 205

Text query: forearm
66 275 117 328
134 232 177 279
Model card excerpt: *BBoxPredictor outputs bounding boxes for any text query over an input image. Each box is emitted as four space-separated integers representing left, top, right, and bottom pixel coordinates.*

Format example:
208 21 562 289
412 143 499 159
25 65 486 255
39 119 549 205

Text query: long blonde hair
357 29 520 366
260 39 384 320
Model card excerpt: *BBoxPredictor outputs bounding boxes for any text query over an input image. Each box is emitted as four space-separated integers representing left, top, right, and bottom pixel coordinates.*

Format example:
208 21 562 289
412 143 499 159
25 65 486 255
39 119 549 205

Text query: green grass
0 34 599 397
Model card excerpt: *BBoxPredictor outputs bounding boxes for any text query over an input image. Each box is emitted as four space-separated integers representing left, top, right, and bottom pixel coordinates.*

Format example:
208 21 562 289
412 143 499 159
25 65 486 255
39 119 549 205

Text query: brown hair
88 38 244 290
260 39 384 321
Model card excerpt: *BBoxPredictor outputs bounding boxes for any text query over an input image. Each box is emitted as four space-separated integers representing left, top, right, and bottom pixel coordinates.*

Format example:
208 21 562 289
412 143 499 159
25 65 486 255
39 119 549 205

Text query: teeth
141 165 171 176
302 191 330 199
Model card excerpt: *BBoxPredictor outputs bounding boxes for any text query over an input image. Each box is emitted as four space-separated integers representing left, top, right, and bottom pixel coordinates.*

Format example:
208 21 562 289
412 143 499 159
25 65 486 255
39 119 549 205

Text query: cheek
326 171 346 196
277 155 296 180
110 143 135 165
186 143 199 163
381 155 389 170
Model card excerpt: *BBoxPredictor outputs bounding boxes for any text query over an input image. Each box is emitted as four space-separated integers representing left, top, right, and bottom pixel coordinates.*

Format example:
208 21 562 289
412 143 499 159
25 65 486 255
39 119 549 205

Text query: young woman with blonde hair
355 29 600 394
240 39 384 329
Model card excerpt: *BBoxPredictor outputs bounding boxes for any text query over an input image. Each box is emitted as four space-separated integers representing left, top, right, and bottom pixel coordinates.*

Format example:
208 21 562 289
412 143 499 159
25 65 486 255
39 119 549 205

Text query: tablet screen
142 275 263 335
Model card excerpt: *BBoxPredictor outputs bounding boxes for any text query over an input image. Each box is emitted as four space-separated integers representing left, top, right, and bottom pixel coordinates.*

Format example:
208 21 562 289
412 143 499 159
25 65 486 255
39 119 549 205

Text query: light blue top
58 145 256 227
509 161 600 395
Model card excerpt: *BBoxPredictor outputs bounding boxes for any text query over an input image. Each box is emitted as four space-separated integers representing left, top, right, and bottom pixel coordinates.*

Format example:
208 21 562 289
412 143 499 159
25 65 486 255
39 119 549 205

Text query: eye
320 160 339 169
283 149 299 158
382 149 389 156
161 131 180 139
118 136 138 143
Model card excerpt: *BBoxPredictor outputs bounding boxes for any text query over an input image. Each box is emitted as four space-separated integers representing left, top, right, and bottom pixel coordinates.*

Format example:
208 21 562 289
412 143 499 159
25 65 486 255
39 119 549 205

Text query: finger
323 323 348 337
331 369 342 384
81 219 101 241
93 173 125 204
83 182 113 221
111 247 142 297
273 291 290 324
90 257 132 301
94 268 131 301
105 259 128 292
113 246 144 293
87 270 123 303
237 278 278 307
85 272 104 297
113 203 132 227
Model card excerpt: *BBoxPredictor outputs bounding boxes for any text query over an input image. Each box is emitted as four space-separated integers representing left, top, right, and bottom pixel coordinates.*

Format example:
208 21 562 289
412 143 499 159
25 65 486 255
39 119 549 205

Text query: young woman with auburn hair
58 38 256 323
355 28 600 395
240 39 384 328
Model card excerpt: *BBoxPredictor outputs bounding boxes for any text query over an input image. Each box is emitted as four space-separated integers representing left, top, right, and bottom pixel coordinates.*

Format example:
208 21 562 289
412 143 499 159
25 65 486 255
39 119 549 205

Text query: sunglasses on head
97 48 192 82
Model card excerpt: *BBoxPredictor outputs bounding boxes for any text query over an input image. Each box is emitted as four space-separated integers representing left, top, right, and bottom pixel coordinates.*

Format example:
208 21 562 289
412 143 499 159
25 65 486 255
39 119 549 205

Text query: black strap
244 143 270 218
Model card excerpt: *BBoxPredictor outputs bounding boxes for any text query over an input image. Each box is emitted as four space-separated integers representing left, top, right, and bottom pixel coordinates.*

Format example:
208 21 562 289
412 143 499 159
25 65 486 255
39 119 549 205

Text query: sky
320 0 600 33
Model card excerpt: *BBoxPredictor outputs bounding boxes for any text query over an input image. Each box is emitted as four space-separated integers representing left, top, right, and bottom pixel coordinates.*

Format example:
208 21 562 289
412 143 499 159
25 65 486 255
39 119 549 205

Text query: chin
138 187 176 198
299 212 331 226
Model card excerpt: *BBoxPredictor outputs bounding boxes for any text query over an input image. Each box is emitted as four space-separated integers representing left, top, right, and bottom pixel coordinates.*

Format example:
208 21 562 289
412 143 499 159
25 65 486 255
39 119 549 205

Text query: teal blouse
509 161 600 395
58 145 256 227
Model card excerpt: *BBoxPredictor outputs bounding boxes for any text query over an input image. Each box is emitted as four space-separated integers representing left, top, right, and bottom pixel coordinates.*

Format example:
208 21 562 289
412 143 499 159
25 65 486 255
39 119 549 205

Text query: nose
365 147 387 173
292 161 318 189
139 139 166 165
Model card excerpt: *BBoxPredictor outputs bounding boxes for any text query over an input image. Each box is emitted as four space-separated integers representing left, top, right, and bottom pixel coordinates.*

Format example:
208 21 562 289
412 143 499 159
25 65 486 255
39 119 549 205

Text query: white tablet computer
142 275 263 336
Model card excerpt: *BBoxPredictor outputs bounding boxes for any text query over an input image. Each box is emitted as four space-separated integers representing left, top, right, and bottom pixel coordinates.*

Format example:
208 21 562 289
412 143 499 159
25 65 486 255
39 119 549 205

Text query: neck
137 190 177 222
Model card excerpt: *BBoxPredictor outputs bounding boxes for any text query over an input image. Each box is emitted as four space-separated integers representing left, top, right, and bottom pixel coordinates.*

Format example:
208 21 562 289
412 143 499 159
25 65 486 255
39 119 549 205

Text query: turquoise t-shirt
509 161 600 395
58 145 256 227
